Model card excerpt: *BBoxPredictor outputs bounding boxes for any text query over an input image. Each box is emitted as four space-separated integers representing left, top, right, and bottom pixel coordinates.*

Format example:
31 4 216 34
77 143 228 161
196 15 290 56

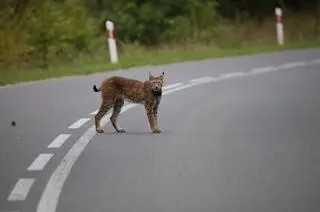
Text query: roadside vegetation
0 0 319 85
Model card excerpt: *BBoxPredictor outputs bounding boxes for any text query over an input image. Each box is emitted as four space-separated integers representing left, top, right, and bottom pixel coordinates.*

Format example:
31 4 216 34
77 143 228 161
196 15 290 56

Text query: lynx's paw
117 128 126 133
152 128 162 133
96 128 104 133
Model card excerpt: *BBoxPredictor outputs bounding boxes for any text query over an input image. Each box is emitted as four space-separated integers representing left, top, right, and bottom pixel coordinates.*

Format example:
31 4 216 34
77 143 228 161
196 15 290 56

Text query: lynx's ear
161 72 165 80
148 71 154 80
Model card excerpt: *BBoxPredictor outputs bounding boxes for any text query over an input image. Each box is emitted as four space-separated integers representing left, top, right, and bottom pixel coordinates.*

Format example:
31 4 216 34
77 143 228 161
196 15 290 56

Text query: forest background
1 0 319 85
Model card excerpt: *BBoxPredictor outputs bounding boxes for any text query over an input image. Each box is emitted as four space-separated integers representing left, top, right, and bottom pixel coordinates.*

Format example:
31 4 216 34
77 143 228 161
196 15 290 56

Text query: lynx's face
148 72 164 97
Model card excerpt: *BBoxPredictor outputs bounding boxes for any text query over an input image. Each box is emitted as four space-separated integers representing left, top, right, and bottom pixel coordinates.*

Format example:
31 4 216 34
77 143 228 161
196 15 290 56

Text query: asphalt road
1 48 320 212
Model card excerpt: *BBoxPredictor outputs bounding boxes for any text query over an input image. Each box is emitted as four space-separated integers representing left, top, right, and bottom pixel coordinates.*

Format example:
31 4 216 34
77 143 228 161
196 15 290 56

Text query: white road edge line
280 61 307 69
162 82 184 90
48 134 71 148
0 210 20 212
68 118 91 129
8 178 35 201
313 59 320 63
27 154 54 171
189 77 214 84
90 110 98 115
219 72 245 79
250 66 278 74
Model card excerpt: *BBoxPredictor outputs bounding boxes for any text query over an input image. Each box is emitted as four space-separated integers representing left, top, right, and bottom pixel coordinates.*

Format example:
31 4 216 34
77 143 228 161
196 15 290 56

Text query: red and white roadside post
275 7 284 46
105 20 119 64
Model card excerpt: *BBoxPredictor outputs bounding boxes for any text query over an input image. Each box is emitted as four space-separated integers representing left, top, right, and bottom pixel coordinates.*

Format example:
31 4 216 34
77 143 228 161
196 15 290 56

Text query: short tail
93 85 101 92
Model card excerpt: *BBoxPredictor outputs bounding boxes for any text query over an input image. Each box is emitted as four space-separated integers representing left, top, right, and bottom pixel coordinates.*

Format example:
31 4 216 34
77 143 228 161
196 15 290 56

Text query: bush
0 0 97 69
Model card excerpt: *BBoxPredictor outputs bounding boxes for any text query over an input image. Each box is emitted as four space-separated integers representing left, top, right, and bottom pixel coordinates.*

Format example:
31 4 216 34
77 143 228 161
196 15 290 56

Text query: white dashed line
27 154 54 171
36 105 135 212
162 82 184 90
68 118 91 129
8 178 35 201
48 134 71 148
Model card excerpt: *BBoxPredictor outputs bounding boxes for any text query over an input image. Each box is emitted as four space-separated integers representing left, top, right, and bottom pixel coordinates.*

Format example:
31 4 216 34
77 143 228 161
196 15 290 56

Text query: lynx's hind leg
110 98 126 133
95 101 113 133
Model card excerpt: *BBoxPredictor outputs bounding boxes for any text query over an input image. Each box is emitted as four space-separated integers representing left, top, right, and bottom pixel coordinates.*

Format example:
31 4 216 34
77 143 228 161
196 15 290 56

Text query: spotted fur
93 72 165 133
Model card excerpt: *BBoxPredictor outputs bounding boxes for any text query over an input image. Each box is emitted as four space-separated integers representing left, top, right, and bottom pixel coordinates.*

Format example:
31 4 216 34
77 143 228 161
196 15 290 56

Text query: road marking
250 66 278 74
27 154 54 171
0 210 20 212
48 134 71 148
68 118 91 129
8 178 35 201
219 72 245 79
313 59 320 63
189 77 214 84
162 82 202 95
36 106 135 212
90 110 98 115
280 61 307 69
162 82 183 90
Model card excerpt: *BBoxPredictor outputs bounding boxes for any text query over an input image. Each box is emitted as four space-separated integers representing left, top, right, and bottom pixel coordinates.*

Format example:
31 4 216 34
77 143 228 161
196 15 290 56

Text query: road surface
1 48 320 212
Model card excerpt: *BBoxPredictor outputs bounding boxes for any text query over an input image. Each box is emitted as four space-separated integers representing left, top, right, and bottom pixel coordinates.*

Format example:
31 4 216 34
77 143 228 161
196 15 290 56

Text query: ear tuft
148 71 153 79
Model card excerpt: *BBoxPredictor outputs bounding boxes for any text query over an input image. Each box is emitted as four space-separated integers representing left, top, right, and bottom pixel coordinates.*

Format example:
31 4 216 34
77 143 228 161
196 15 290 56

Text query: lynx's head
148 71 164 97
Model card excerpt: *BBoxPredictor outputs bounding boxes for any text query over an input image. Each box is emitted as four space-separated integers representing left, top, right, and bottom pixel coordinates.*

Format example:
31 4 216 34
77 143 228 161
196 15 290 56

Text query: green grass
1 39 320 86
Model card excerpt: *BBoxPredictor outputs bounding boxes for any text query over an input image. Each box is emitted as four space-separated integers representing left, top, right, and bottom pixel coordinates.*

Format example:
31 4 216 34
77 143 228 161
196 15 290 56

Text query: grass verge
1 39 320 86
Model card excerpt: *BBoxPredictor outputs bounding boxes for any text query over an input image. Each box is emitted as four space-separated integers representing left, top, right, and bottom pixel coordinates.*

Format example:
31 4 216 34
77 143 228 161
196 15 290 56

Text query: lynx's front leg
152 100 161 132
145 101 161 133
